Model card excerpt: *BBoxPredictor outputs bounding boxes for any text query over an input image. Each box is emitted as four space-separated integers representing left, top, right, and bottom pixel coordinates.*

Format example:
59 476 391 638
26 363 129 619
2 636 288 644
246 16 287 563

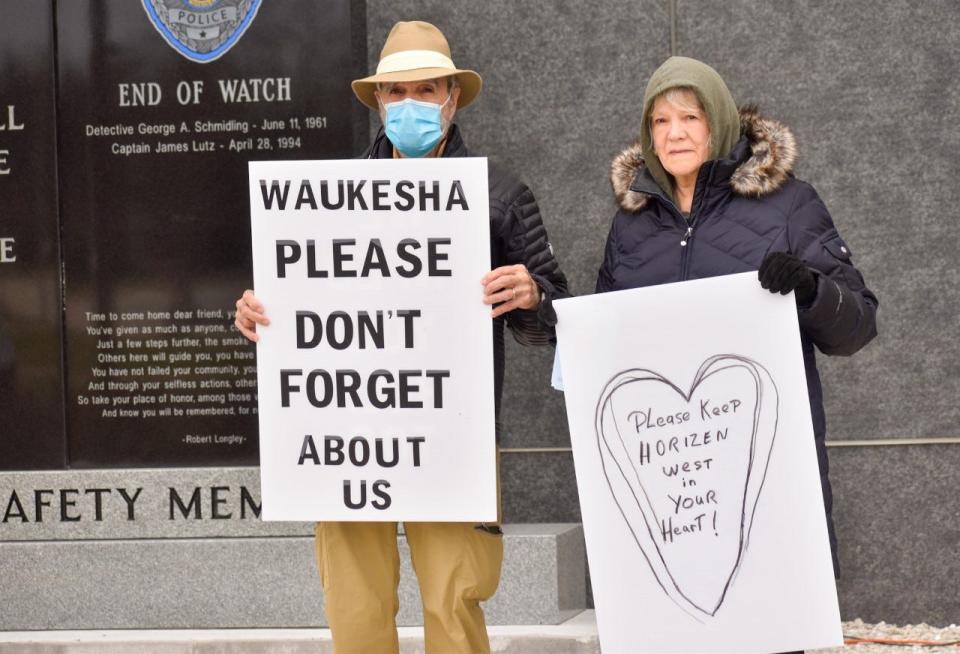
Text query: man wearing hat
235 20 568 654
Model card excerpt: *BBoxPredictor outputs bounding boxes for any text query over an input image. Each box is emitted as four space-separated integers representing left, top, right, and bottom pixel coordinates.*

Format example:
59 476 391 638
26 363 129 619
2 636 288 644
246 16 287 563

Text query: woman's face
650 90 711 182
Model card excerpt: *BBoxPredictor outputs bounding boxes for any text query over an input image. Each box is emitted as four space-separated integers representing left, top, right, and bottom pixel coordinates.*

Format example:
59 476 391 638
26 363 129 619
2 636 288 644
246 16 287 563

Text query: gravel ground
816 620 960 653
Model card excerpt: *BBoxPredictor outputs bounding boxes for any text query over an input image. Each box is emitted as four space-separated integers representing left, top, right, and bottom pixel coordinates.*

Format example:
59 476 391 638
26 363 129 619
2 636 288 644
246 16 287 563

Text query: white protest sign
248 158 496 522
555 272 842 654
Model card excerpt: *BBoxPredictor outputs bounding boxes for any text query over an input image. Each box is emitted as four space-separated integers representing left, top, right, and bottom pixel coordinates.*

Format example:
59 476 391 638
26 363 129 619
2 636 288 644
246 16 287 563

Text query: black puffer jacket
364 124 569 419
598 108 878 571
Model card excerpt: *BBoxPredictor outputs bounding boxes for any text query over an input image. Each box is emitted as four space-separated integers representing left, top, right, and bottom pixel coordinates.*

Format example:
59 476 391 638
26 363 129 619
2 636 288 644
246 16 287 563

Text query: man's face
375 78 460 125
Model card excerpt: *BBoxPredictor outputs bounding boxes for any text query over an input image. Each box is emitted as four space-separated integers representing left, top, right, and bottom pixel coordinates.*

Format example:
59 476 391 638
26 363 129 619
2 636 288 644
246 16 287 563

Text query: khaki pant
315 521 504 654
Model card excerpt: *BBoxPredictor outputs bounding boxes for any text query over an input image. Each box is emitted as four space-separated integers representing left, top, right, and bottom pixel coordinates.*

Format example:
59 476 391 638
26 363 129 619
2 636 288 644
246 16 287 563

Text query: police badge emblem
142 0 262 63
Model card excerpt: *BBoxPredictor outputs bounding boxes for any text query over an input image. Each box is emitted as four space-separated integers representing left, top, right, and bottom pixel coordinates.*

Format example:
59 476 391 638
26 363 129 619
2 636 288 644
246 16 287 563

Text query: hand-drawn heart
594 354 778 618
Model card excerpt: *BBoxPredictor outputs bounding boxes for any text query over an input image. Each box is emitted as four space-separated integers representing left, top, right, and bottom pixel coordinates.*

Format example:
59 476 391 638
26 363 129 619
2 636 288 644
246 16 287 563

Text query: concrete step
0 611 600 654
0 524 585 629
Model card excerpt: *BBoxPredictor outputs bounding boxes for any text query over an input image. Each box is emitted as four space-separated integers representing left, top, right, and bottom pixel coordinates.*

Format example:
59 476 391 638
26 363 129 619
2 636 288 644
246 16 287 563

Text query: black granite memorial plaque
0 1 66 471
58 0 367 467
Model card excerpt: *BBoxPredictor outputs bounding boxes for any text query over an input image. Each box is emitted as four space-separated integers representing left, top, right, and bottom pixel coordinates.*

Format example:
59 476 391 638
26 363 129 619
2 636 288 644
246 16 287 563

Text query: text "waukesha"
259 179 470 213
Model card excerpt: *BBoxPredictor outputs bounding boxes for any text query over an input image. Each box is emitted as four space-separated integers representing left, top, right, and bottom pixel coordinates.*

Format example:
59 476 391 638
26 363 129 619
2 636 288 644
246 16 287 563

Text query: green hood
640 56 740 201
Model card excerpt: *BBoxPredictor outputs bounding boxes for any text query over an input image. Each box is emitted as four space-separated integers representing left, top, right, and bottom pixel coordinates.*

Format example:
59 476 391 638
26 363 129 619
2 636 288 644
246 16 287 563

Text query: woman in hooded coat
597 56 878 585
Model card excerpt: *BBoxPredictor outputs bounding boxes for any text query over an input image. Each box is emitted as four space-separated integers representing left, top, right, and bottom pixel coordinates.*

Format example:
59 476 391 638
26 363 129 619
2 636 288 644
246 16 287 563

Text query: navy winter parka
364 124 569 422
597 108 879 570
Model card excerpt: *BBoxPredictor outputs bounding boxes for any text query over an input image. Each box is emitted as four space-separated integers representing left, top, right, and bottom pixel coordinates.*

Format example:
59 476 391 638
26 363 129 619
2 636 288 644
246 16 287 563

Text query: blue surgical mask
383 94 450 158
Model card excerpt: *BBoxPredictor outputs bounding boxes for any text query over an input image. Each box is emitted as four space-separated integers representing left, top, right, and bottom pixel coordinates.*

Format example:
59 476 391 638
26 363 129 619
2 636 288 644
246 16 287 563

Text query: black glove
758 252 816 306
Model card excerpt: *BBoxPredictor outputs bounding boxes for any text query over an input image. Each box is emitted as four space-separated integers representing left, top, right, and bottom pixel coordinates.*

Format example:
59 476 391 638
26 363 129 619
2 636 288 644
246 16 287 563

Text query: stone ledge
0 524 584 630
0 611 601 653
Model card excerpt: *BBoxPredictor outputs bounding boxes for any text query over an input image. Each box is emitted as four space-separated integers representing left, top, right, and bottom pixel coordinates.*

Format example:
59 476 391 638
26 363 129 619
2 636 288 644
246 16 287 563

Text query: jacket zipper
680 224 693 282
678 164 714 280
656 197 698 280
679 217 696 280
641 189 696 278
638 166 710 280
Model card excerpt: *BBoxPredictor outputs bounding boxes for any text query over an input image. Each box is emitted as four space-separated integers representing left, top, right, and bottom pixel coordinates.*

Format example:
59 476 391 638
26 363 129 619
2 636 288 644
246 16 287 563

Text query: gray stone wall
365 0 960 624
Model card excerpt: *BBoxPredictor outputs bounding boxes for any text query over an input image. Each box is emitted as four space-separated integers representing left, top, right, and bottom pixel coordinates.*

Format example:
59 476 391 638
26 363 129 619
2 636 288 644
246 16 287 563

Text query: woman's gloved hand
758 252 816 306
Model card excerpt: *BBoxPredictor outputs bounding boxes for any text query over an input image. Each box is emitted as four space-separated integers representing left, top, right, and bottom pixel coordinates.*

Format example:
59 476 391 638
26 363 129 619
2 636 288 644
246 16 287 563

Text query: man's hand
234 289 270 342
481 264 540 319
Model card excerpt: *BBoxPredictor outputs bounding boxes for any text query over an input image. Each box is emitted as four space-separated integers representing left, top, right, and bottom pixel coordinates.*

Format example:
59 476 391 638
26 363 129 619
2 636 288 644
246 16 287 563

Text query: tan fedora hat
352 21 482 111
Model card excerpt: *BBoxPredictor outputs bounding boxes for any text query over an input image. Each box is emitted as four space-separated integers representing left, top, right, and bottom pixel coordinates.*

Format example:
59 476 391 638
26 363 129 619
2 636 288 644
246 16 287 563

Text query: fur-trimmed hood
611 107 797 212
